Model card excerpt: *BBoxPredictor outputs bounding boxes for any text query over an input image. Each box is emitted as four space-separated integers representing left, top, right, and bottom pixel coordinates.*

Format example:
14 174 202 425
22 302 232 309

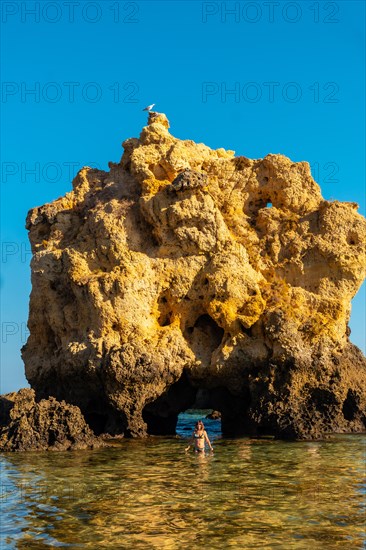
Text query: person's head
195 420 204 431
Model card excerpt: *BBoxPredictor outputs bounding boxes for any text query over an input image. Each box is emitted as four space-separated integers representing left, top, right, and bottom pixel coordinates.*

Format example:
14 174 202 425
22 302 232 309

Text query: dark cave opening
142 316 239 436
142 370 197 435
84 412 110 435
82 397 126 436
142 371 252 438
342 389 357 421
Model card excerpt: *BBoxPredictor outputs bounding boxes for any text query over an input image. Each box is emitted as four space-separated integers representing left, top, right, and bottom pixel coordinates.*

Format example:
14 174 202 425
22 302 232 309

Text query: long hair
195 420 205 431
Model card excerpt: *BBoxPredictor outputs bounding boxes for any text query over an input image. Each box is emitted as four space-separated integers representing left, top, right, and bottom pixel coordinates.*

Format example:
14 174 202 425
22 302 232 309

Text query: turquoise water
0 410 365 549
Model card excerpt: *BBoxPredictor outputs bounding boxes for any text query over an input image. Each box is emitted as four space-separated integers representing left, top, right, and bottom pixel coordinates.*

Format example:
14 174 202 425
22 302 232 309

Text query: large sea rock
0 389 105 451
16 112 366 441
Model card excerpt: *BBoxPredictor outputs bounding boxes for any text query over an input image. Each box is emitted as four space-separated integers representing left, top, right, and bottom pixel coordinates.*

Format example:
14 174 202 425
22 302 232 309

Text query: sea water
0 410 365 549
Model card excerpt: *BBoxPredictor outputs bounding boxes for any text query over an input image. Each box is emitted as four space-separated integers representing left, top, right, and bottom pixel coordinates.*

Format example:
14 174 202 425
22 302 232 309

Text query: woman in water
185 420 214 453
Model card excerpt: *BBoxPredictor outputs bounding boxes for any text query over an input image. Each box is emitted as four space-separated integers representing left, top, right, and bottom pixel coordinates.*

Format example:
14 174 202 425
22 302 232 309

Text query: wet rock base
0 389 106 452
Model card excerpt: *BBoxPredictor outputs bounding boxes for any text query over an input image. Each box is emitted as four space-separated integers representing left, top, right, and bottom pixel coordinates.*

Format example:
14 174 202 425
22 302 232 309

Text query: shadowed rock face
0 389 105 451
20 112 366 440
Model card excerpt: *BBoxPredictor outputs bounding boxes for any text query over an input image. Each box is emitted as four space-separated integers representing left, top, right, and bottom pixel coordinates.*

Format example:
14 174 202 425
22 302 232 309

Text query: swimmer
185 420 213 453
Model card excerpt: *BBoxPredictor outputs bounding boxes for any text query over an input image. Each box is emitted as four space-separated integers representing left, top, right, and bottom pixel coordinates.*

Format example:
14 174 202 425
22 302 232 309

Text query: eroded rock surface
20 111 366 440
0 389 105 451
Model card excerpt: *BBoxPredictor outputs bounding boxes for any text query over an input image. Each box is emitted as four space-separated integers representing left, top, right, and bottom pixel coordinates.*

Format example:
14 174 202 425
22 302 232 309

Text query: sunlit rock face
21 112 366 439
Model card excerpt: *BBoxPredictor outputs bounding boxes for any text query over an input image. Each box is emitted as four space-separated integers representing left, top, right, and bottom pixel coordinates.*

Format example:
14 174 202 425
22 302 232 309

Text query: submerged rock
17 111 366 441
0 389 106 451
206 410 221 420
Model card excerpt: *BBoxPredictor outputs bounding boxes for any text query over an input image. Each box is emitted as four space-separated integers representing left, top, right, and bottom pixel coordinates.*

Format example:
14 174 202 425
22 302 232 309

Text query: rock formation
17 111 366 441
0 389 105 451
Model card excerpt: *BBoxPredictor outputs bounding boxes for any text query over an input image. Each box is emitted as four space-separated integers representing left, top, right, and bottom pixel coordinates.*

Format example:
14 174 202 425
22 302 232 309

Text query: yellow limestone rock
21 111 366 439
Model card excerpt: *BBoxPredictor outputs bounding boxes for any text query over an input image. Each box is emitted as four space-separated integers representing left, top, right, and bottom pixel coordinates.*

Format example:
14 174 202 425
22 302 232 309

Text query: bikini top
194 432 204 439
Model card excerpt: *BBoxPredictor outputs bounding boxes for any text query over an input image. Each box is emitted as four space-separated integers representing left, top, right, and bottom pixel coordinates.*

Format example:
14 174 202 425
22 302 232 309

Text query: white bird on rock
142 103 155 112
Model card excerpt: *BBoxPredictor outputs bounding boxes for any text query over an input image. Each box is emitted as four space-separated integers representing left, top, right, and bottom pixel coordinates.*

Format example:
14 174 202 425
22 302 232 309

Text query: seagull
142 103 155 112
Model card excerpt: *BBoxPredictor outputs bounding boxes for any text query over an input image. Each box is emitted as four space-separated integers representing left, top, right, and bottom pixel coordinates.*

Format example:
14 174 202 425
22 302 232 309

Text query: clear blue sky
1 1 365 393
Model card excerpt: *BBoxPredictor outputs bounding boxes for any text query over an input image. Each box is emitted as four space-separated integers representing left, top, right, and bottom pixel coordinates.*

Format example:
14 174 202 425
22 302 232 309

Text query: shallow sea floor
0 410 365 549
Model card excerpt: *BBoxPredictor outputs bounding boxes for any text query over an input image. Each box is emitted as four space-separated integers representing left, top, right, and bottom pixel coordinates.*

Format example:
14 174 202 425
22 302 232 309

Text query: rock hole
184 314 224 363
142 370 197 435
342 390 358 421
347 231 358 246
157 293 173 327
239 321 251 335
158 313 172 327
48 430 57 446
347 230 360 246
84 412 110 435
144 374 252 438
310 388 338 414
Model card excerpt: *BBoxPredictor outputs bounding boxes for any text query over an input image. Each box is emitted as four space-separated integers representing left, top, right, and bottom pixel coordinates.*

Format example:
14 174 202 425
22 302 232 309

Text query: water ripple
0 412 365 548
